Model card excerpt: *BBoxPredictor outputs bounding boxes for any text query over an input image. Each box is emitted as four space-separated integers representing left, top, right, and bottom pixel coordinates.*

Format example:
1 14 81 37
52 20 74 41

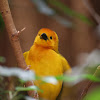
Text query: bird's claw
25 65 31 70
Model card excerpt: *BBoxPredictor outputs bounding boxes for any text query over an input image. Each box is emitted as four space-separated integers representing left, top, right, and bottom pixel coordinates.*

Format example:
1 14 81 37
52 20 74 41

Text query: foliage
0 56 6 63
0 66 100 99
32 0 94 27
84 87 100 100
0 76 25 100
31 0 72 27
47 0 93 25
0 13 5 31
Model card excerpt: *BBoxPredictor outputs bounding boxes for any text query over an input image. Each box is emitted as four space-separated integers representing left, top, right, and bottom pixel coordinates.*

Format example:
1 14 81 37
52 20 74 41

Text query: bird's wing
60 55 71 73
23 51 29 60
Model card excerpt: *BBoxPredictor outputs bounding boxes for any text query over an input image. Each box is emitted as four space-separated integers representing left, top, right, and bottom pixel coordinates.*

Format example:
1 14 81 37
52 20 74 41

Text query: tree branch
79 65 100 100
0 0 38 99
0 0 26 69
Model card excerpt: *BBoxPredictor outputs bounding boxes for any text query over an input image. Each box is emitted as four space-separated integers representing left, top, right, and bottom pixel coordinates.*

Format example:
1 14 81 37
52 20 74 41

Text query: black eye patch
50 36 52 39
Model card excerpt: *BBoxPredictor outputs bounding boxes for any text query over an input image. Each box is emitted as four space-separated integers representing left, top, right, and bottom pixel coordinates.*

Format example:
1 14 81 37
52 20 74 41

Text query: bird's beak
40 33 48 40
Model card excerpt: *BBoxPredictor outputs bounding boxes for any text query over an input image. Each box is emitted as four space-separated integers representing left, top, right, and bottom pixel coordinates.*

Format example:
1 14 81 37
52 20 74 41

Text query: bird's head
34 28 59 52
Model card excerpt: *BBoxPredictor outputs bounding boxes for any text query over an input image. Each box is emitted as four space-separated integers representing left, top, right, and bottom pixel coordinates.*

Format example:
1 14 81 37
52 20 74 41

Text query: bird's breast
29 49 63 76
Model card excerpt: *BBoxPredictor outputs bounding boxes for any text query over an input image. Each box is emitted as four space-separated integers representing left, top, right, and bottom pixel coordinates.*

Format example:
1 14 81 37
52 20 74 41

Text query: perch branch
0 0 26 69
79 65 100 100
0 0 38 99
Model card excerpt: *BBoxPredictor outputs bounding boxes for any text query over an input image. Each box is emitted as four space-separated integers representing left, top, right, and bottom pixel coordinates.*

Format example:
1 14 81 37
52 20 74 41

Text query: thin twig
79 65 100 100
82 0 100 24
79 81 93 100
0 0 38 99
11 27 26 41
17 27 26 36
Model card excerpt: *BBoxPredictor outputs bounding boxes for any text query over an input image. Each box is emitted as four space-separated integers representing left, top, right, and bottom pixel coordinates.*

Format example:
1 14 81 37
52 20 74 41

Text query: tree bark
0 0 38 99
0 0 26 69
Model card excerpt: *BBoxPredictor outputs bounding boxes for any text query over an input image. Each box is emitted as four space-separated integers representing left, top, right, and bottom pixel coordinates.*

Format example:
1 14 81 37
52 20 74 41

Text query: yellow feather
24 28 71 100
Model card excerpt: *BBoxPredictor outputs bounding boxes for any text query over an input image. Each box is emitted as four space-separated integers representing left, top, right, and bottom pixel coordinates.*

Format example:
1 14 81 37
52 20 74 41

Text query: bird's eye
50 36 52 39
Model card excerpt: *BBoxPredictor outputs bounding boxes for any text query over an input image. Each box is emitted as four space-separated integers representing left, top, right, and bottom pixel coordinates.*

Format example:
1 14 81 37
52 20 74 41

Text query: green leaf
0 56 6 63
15 86 43 93
48 0 93 25
84 87 100 100
55 74 100 83
55 75 78 82
0 88 9 94
0 13 5 31
82 74 100 82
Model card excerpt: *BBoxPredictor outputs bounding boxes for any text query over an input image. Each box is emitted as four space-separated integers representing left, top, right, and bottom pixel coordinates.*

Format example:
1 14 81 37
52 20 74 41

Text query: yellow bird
24 28 71 100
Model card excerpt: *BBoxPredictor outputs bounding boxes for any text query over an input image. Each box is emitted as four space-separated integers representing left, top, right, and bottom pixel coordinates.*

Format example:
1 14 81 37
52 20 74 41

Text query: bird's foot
25 65 31 70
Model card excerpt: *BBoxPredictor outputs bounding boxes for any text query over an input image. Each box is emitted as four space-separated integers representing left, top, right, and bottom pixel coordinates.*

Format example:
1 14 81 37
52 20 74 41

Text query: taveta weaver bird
24 28 71 100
